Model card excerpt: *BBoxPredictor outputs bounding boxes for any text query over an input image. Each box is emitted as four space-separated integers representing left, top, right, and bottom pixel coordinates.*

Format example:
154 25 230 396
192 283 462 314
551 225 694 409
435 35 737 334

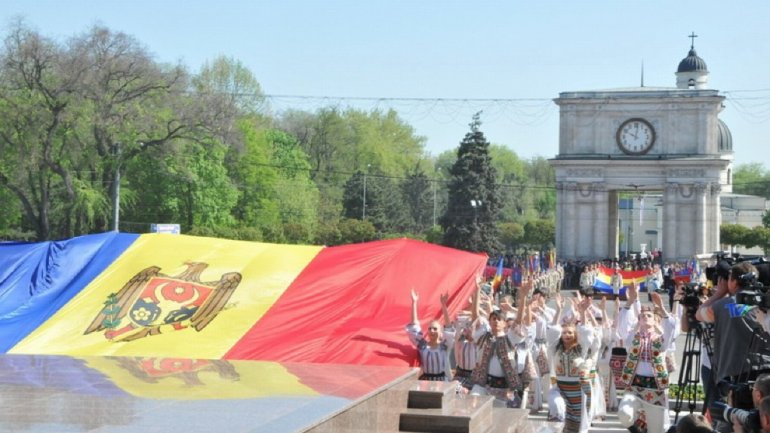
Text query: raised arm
440 292 451 325
650 292 669 319
516 279 532 326
410 288 419 325
552 294 564 326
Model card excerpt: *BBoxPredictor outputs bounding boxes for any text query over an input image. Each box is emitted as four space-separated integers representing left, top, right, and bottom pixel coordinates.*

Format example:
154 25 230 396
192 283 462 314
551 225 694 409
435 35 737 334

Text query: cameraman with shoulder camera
696 261 770 406
708 373 770 433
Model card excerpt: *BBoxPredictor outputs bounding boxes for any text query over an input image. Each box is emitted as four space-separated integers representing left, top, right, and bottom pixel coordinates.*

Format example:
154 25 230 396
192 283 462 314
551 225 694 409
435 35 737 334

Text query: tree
490 145 529 223
440 113 501 253
0 22 83 240
750 226 770 256
498 221 525 253
527 156 556 220
400 169 433 233
337 218 376 244
733 163 770 198
122 138 238 233
192 55 268 152
0 23 214 240
342 169 408 233
267 129 319 243
720 223 752 249
278 107 429 229
73 25 194 233
522 219 556 249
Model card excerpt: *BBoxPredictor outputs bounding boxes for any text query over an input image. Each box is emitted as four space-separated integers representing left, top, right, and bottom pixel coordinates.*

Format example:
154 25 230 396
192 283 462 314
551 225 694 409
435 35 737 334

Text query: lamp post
471 199 482 246
362 164 371 220
432 168 440 227
111 142 122 232
470 199 482 223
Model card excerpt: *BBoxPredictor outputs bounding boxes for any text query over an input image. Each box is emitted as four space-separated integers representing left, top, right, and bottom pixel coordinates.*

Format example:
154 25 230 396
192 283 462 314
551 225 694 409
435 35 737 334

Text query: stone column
563 182 578 257
592 182 609 259
709 183 722 251
663 183 679 262
694 182 708 255
608 190 619 260
555 182 566 259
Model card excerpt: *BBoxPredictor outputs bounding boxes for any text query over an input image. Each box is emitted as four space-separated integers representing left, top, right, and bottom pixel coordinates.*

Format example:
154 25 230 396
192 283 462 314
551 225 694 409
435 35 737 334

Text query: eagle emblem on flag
115 357 239 385
84 262 242 341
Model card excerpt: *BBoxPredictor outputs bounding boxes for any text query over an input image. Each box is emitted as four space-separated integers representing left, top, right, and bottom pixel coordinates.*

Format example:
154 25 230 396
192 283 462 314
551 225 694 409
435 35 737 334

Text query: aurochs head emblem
84 263 242 342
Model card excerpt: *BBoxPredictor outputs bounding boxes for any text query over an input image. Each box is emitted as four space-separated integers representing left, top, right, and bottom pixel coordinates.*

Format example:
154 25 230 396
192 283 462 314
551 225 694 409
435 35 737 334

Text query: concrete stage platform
0 354 419 433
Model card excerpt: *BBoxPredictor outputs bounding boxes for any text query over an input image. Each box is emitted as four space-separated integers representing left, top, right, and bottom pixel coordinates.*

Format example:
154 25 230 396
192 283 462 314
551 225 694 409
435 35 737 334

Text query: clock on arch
616 118 656 155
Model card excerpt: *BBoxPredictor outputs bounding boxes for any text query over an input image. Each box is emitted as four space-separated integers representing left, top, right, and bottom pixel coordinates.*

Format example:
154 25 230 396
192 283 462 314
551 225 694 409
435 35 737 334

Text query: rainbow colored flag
592 266 648 295
491 257 504 290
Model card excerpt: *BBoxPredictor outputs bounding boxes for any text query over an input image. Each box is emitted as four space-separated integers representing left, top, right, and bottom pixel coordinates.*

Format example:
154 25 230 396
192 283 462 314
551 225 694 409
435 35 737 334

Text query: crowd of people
406 257 770 433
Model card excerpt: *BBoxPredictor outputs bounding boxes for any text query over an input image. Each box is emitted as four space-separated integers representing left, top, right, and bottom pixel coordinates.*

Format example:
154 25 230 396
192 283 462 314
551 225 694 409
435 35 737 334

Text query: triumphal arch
549 40 733 261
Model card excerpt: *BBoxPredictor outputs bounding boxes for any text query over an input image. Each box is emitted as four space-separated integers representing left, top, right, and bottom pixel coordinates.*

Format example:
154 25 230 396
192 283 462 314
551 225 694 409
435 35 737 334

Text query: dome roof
678 48 708 73
717 119 732 152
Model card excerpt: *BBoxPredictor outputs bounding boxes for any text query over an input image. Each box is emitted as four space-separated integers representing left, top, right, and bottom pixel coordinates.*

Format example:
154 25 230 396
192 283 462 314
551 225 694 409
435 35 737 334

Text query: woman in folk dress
406 288 455 381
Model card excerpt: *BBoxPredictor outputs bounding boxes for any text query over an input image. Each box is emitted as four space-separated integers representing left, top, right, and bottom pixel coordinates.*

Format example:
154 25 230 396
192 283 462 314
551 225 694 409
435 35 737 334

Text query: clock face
616 118 655 155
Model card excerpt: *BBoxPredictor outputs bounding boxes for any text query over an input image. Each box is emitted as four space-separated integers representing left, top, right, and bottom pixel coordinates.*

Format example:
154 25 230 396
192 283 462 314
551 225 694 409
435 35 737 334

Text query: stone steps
398 380 530 433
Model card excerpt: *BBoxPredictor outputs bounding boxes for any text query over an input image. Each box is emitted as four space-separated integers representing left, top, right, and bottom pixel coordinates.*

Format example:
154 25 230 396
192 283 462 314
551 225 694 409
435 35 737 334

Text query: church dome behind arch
718 118 732 152
678 48 708 73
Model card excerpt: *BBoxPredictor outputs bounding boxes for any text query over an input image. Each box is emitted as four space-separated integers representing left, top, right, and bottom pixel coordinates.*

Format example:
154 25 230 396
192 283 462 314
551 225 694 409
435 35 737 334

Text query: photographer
696 262 770 393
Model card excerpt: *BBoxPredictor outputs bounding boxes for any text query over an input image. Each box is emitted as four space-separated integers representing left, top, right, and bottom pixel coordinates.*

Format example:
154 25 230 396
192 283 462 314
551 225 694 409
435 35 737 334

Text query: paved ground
524 399 687 433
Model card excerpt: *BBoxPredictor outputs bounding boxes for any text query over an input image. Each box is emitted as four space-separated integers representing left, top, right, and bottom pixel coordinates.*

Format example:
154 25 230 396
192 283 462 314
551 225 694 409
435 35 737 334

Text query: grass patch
668 384 705 401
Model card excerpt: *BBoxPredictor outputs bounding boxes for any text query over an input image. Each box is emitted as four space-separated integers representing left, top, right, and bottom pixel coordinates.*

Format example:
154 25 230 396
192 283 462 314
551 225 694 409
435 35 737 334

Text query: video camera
710 380 759 432
710 401 761 433
735 273 770 312
705 253 734 286
679 282 704 309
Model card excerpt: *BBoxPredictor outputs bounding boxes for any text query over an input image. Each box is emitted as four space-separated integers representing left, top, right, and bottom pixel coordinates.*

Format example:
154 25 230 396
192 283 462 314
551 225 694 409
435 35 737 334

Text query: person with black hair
468 282 536 408
696 262 770 385
672 413 717 433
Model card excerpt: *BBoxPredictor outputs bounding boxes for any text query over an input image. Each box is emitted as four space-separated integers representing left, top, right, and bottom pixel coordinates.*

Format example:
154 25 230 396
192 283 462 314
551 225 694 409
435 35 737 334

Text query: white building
549 36 753 262
618 193 768 257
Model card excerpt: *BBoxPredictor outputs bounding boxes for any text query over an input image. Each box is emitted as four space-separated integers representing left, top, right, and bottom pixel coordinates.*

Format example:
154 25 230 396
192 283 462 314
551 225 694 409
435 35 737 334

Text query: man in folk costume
616 283 676 433
597 296 622 413
528 289 555 414
469 281 536 408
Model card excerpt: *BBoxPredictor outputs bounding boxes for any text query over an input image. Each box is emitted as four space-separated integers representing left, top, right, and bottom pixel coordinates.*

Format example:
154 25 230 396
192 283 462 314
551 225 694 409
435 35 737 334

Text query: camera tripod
672 312 714 424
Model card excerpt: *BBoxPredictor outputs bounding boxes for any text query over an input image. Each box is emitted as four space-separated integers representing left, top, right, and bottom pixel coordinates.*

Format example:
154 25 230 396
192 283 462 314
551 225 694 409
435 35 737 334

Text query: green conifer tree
440 113 501 253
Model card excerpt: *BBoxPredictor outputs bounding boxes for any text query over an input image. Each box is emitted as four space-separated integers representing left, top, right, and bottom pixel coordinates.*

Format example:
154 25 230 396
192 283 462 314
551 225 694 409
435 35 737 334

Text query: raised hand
650 292 663 308
627 281 638 303
440 292 449 306
411 287 418 303
579 294 592 312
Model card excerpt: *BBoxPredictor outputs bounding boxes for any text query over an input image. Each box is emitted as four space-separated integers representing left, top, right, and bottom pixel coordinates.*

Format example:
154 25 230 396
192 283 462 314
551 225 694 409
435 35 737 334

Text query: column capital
711 183 722 196
665 182 680 194
694 182 709 195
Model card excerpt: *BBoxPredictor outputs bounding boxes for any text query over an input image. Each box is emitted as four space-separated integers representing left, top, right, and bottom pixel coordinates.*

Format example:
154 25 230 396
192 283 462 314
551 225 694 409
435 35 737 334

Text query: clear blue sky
3 0 770 167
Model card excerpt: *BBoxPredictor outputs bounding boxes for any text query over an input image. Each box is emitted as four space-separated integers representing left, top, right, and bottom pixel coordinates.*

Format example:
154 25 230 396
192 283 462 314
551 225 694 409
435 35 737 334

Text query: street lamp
362 164 371 220
432 168 441 227
111 142 122 232
470 199 482 222
470 199 482 245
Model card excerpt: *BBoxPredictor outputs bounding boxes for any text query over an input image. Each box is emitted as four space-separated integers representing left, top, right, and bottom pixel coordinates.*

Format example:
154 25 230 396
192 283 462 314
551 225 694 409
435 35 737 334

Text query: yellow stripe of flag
10 234 322 359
